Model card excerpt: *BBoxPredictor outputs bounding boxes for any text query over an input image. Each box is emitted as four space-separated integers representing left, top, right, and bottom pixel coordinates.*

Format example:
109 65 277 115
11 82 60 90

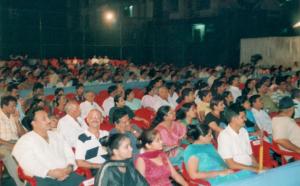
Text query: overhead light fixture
293 21 300 28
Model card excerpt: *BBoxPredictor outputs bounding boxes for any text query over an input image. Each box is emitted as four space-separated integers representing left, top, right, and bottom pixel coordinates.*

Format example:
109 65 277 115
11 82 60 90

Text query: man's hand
47 168 70 181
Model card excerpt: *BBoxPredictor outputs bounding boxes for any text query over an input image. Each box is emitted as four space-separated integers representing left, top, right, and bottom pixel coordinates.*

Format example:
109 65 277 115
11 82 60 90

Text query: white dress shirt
251 108 273 134
141 95 156 109
12 131 76 178
57 114 85 147
153 95 175 111
102 97 114 116
218 125 253 166
80 101 106 119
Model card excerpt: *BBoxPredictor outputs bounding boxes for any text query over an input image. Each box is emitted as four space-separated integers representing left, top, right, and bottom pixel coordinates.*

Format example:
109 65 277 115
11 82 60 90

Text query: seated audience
102 85 118 116
271 76 290 105
75 109 108 175
272 96 300 155
204 97 226 139
218 108 259 172
94 134 148 186
135 129 188 186
152 106 186 166
75 83 85 103
211 80 226 99
184 124 254 185
125 88 142 111
196 90 212 121
176 103 198 126
175 88 195 111
53 94 67 119
223 91 234 108
153 86 176 111
228 75 241 102
12 107 85 186
256 81 278 112
110 108 140 155
250 95 273 134
242 79 257 98
80 91 106 118
0 96 25 186
57 101 85 147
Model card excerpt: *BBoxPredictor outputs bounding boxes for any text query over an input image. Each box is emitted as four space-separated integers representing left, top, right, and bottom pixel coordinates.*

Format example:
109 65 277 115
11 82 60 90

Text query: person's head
108 85 118 96
75 83 84 96
228 75 240 87
114 94 125 107
64 101 81 118
276 76 287 91
30 107 51 132
158 86 169 100
198 90 212 103
152 106 175 128
210 97 225 112
236 96 251 110
7 84 19 98
249 95 263 110
211 80 226 95
104 133 133 160
176 103 197 120
177 88 194 103
222 91 234 106
54 88 64 96
32 82 44 96
145 84 155 96
138 129 163 151
278 96 295 117
55 94 67 107
245 79 256 90
112 108 131 132
256 81 269 94
49 115 58 129
292 89 300 100
186 124 212 144
1 95 17 115
125 89 135 101
86 109 103 129
84 91 95 103
151 77 163 88
224 108 246 129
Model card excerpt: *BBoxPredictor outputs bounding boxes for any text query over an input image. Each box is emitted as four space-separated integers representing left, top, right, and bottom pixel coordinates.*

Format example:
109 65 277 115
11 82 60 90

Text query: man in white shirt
153 86 175 111
227 75 241 103
12 107 84 186
58 101 85 147
102 85 118 116
80 91 106 119
272 96 300 154
218 108 259 172
250 95 273 134
75 109 108 175
0 96 25 186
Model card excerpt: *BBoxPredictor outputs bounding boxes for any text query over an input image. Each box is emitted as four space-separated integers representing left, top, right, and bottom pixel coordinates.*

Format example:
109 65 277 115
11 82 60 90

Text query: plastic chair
181 163 211 186
66 93 76 100
250 139 278 168
45 95 55 102
271 140 300 165
135 108 155 123
0 160 5 183
132 88 144 99
95 91 109 107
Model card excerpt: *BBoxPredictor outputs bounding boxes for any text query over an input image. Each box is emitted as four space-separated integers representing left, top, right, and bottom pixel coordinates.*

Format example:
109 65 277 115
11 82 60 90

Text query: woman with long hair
135 129 188 186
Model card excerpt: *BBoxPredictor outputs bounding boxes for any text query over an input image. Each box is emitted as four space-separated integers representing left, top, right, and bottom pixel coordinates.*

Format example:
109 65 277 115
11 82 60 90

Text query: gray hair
64 100 79 113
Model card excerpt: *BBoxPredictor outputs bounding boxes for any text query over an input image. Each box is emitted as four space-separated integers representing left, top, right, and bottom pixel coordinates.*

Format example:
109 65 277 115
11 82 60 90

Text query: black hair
112 107 128 124
291 89 300 99
22 107 44 131
108 85 117 94
198 90 210 100
242 78 255 96
186 124 210 141
228 75 238 85
125 89 133 100
98 133 129 156
114 94 123 105
176 102 195 120
1 95 17 108
211 80 225 97
7 84 18 92
275 76 286 85
145 84 154 95
176 88 193 103
54 88 64 96
137 129 159 149
151 105 171 129
210 96 223 110
235 96 248 106
75 83 84 90
223 108 240 123
249 94 261 107
32 82 44 92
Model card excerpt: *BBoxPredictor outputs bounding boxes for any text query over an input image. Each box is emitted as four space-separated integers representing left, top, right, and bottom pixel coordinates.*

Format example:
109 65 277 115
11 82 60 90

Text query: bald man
57 101 85 147
75 109 108 175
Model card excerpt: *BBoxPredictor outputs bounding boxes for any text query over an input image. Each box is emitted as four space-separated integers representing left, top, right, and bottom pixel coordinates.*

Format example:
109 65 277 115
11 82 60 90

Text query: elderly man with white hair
75 109 108 175
79 91 106 119
57 101 85 147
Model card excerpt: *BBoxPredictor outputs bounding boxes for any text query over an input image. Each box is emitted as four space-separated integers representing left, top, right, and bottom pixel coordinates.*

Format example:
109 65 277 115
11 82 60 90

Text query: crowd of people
0 57 300 185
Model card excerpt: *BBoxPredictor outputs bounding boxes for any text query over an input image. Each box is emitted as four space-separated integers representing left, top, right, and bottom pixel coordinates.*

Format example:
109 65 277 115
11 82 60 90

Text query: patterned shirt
0 109 18 141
